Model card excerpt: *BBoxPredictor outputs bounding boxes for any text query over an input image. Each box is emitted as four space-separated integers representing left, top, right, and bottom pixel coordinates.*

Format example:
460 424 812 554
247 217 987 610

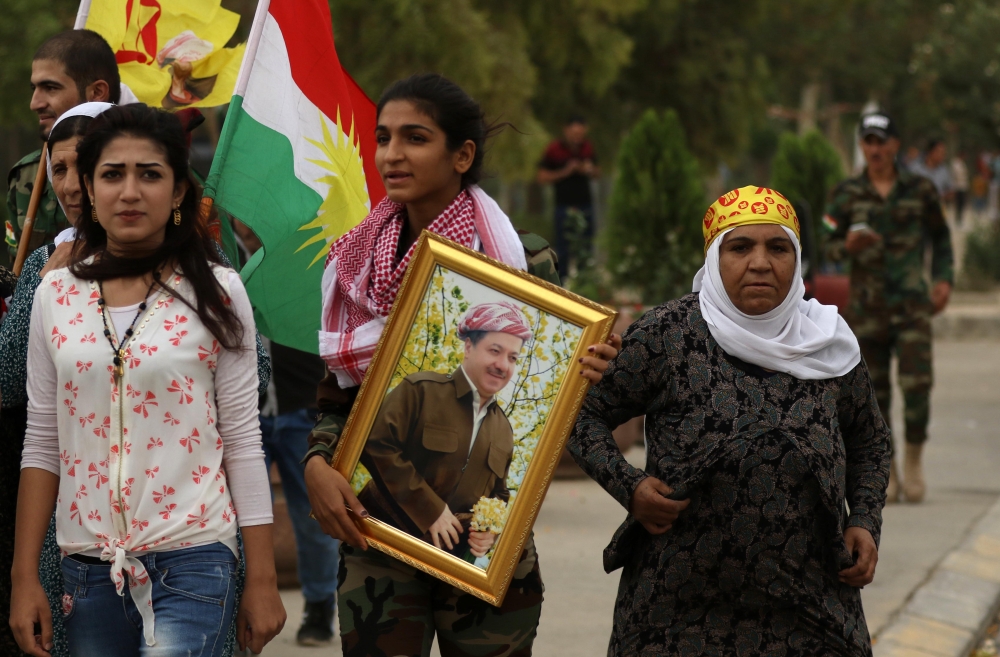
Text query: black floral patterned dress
569 294 891 657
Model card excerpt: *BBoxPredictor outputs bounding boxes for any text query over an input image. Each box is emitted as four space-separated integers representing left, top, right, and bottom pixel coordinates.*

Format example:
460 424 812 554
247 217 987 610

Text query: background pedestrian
536 115 600 275
951 152 970 226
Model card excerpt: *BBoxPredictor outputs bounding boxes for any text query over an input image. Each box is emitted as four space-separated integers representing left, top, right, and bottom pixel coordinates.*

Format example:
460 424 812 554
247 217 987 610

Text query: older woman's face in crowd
85 135 187 256
49 136 83 224
718 224 797 315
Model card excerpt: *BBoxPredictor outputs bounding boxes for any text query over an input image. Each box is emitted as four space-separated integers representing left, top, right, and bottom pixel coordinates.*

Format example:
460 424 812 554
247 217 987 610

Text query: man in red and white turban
457 301 532 398
358 301 534 562
457 301 533 343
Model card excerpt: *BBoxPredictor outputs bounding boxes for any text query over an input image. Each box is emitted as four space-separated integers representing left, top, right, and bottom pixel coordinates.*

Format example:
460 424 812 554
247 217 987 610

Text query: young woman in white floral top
11 104 285 657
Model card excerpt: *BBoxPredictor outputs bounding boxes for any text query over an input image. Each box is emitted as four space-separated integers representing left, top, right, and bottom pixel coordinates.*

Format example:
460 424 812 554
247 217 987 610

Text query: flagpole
233 0 271 98
74 0 92 29
202 0 271 200
12 148 48 275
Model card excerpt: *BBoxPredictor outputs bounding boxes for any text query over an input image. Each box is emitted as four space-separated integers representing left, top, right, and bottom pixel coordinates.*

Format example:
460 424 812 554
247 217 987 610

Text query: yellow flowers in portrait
470 497 510 534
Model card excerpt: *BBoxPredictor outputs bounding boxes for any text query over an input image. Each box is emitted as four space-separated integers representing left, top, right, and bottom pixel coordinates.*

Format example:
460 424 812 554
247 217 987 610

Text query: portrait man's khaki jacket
363 370 513 534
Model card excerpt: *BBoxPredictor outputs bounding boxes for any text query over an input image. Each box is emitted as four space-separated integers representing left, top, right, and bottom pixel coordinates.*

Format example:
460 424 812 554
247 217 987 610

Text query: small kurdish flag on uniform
822 214 839 233
203 0 385 353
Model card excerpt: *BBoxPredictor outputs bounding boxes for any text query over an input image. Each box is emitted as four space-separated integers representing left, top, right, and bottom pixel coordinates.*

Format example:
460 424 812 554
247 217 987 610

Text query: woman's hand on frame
304 455 369 550
9 576 53 657
629 477 690 535
579 333 622 384
839 526 878 588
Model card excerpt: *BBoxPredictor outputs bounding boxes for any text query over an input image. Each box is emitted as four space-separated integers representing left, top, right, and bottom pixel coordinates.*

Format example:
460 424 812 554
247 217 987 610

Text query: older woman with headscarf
570 187 891 657
0 102 113 657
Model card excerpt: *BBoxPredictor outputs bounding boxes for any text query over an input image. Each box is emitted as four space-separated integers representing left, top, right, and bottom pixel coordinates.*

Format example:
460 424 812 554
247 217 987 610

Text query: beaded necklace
97 270 161 382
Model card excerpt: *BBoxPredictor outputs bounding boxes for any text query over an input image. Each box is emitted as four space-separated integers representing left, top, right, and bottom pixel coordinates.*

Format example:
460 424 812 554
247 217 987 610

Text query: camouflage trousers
338 542 544 657
849 300 933 445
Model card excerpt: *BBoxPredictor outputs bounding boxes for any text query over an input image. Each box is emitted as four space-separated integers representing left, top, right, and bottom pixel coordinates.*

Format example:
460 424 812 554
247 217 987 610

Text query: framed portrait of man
330 232 617 605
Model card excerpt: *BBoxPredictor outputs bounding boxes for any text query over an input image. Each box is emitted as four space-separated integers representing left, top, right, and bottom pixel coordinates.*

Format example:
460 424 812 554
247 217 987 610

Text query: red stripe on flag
345 71 385 205
267 0 385 206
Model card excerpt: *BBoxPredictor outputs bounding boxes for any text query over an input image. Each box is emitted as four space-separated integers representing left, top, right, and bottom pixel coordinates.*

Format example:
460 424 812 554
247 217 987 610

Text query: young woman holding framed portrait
304 73 619 655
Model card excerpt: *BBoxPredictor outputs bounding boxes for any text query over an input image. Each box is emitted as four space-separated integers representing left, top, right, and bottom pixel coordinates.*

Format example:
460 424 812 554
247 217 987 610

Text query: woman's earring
91 207 98 222
173 208 181 226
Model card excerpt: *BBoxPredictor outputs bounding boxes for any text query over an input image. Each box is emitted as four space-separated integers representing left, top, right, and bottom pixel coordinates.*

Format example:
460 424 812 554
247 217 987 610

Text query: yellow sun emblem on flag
296 108 371 266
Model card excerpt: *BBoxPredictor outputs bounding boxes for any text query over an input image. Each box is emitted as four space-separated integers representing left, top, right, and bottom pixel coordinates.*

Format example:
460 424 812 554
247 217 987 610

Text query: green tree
963 225 1000 288
769 130 843 249
751 0 928 112
898 0 1000 149
604 0 769 165
327 0 643 181
499 0 643 131
604 108 705 304
748 0 943 158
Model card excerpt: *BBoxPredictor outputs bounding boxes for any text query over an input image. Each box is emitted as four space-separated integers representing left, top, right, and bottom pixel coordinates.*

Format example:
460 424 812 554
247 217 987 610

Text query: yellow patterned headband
702 186 800 252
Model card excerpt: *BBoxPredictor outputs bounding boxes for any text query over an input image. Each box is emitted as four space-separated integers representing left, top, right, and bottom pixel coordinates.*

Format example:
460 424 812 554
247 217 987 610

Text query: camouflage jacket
305 231 561 464
517 230 560 286
824 167 953 310
4 149 68 268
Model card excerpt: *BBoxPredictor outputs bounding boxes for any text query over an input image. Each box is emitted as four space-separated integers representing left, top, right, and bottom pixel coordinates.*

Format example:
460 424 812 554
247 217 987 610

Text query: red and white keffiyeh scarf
319 186 527 387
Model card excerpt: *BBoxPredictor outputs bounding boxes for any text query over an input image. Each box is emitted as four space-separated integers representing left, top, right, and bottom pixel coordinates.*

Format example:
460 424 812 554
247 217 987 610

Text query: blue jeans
260 409 339 603
61 543 237 657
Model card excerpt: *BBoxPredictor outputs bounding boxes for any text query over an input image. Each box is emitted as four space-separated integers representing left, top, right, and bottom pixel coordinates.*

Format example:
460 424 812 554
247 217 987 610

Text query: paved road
862 340 1000 636
260 340 1000 656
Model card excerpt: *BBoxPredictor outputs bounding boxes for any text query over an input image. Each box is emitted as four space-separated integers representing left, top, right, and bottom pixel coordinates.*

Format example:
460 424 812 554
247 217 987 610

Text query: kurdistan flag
204 0 385 353
76 0 245 109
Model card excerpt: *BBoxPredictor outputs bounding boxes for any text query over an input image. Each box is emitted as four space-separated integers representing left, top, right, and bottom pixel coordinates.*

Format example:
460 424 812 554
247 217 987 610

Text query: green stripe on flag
242 229 324 354
208 102 326 352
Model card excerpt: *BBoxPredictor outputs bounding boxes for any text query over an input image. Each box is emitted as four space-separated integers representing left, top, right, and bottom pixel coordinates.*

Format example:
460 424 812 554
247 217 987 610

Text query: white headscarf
692 226 861 380
45 101 115 239
118 82 140 106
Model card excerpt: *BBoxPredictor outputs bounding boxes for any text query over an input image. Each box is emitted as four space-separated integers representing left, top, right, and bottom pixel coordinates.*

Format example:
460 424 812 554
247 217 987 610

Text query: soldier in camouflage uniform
825 112 953 504
3 30 120 268
337 542 544 657
4 154 67 268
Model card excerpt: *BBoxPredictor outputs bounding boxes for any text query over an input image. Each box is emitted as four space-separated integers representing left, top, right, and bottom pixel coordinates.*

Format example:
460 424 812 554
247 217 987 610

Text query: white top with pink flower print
22 265 270 646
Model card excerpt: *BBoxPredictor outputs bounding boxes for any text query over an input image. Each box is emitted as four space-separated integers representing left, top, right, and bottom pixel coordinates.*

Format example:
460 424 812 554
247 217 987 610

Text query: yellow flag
80 0 245 109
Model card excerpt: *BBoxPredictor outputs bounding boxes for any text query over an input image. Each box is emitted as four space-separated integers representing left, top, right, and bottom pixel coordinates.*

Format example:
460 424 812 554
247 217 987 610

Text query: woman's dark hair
47 115 93 155
71 104 244 350
377 73 508 188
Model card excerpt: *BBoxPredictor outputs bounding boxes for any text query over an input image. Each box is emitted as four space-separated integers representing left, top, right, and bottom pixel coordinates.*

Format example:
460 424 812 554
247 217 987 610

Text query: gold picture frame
330 231 617 605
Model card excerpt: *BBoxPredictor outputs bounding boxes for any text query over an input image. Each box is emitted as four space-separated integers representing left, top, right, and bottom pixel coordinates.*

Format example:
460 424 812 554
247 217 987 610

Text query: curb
873 497 1000 657
933 311 1000 341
